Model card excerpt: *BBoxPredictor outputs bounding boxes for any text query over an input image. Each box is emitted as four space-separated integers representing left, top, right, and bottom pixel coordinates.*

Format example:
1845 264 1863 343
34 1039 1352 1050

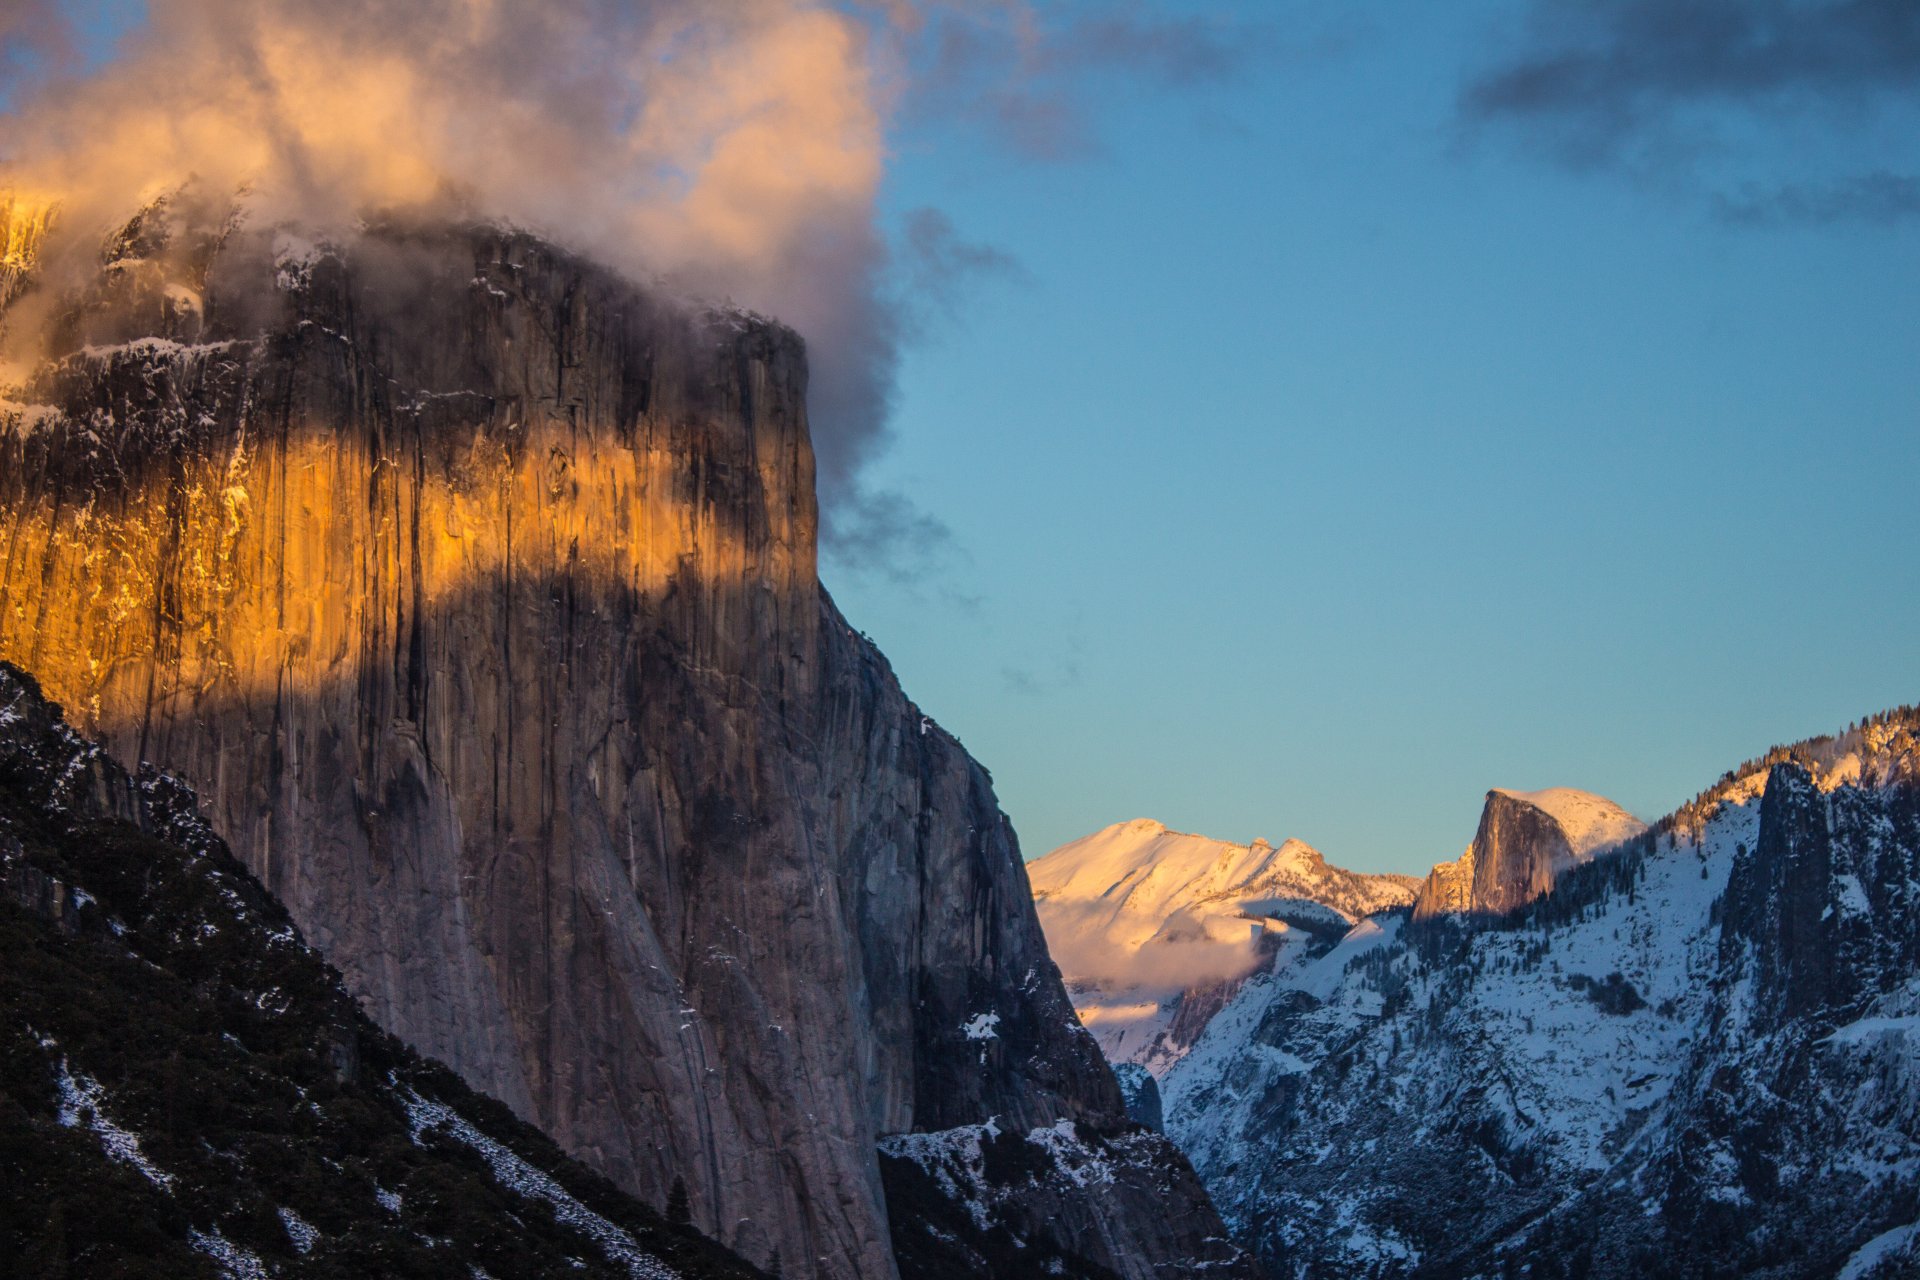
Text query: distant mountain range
1030 821 1419 1074
1036 707 1920 1279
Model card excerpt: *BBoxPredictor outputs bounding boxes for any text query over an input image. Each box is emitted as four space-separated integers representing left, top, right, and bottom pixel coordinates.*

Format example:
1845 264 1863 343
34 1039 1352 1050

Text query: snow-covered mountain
1030 820 1420 1074
1412 787 1647 919
1499 788 1647 853
1159 708 1920 1279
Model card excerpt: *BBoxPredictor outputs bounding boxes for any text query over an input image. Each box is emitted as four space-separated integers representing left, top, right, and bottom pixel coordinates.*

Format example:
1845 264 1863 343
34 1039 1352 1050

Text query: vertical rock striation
0 199 1248 1279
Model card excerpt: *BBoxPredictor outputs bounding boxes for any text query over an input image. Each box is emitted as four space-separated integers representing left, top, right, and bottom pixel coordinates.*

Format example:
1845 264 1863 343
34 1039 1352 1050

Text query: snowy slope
1158 706 1920 1279
1030 820 1418 1073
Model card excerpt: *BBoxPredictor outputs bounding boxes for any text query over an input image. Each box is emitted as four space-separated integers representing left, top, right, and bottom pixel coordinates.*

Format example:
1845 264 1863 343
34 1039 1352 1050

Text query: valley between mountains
2 193 1916 1280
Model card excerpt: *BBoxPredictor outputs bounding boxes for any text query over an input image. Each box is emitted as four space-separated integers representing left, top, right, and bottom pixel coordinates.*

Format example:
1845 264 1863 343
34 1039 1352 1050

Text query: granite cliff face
1411 787 1645 919
0 196 1249 1279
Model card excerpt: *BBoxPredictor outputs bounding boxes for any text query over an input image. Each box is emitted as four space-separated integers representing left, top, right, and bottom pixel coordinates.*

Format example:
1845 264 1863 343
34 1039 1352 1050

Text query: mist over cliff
0 0 901 513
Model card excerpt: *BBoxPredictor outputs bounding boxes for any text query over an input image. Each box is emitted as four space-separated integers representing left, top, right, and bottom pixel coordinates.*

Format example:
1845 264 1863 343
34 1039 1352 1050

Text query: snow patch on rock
189 1228 269 1280
55 1060 174 1191
401 1089 679 1280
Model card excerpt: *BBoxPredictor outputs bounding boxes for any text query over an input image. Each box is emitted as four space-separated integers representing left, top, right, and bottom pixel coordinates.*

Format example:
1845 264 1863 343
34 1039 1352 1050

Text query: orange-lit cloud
2 1 884 262
0 0 1266 562
0 0 890 488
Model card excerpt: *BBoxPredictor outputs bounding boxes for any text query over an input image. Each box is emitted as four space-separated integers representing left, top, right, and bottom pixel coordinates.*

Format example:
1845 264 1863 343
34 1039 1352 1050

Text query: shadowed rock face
1722 760 1920 1026
0 660 771 1280
0 201 1249 1279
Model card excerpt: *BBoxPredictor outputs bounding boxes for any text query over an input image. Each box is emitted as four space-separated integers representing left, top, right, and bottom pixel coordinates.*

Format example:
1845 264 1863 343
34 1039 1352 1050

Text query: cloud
1000 667 1044 697
1463 0 1920 164
906 3 1273 160
1001 629 1083 698
1049 9 1269 86
1713 169 1920 226
895 205 1026 337
0 1 1272 575
1035 898 1268 993
820 484 957 583
0 0 900 498
0 1 73 100
1001 661 1080 698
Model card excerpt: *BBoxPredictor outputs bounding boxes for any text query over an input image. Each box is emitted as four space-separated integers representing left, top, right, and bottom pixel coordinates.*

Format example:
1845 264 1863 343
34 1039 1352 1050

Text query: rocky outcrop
1161 709 1920 1278
1412 787 1644 919
0 198 1249 1279
0 196 51 315
1465 789 1575 915
1113 1064 1164 1131
1721 757 1920 1029
1408 844 1475 917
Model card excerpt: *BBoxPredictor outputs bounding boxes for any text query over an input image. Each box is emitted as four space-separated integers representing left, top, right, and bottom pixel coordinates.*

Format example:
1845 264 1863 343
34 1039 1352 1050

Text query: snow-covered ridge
0 398 62 437
1154 703 1920 1277
55 1056 176 1191
879 1118 1170 1229
402 1089 680 1280
1029 819 1419 1073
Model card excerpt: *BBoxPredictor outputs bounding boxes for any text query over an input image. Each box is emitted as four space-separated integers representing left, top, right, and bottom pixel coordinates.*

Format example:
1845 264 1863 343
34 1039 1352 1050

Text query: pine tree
666 1175 691 1230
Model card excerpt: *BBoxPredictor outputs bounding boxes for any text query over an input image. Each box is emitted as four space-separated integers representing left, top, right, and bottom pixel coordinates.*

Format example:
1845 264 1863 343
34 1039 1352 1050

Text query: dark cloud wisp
1463 0 1920 159
909 5 1275 161
1713 169 1920 227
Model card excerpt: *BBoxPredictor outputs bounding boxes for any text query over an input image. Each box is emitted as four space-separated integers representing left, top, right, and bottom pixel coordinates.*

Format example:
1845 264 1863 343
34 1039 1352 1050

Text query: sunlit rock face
0 197 1249 1280
1412 787 1645 919
0 196 53 313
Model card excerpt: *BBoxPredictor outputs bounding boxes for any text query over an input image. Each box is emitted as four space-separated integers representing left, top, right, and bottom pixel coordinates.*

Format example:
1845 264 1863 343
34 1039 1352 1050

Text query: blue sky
20 0 1919 877
826 1 1920 873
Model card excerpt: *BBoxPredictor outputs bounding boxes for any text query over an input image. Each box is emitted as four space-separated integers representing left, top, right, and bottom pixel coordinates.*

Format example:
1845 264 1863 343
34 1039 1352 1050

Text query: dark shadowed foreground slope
0 660 766 1279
